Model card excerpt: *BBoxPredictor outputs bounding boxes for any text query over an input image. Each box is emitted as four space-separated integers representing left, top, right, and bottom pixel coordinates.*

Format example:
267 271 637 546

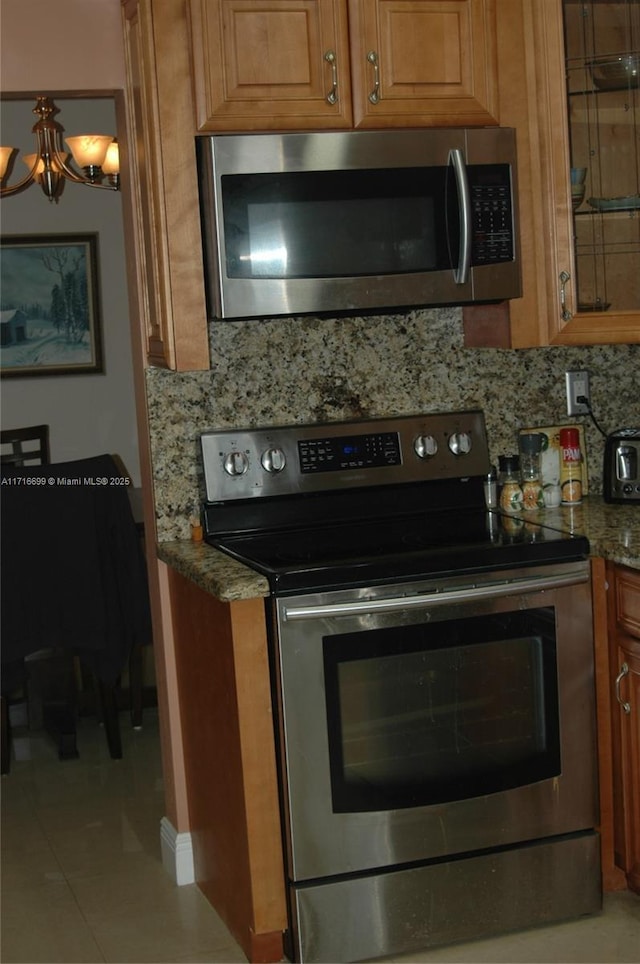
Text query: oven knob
261 447 286 473
414 435 438 459
223 450 249 476
449 432 472 456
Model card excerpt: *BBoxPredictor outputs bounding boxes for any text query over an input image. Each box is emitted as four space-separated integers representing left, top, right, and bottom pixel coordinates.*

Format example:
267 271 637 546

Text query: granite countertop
157 495 639 603
526 497 639 569
157 538 271 601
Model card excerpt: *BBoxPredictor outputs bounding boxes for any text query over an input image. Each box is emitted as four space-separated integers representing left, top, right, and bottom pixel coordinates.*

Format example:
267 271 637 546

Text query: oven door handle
281 570 588 621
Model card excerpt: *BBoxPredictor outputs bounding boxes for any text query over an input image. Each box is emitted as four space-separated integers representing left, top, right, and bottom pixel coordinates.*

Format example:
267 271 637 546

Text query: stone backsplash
146 308 640 541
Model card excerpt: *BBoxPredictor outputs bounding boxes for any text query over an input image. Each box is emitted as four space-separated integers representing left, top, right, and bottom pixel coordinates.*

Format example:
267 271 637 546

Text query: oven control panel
299 431 401 474
201 411 490 503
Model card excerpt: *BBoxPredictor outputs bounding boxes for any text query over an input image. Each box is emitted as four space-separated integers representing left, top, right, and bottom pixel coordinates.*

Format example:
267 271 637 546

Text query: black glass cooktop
209 508 590 594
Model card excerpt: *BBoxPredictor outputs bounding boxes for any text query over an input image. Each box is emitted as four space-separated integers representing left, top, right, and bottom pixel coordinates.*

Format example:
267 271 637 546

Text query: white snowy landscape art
0 234 102 377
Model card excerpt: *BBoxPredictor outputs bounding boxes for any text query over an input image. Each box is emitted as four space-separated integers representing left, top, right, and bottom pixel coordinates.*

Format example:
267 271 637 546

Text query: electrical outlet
565 370 590 416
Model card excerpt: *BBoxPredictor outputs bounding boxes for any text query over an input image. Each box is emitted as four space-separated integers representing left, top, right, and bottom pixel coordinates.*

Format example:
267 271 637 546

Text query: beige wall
1 0 125 94
1 0 191 841
0 98 141 483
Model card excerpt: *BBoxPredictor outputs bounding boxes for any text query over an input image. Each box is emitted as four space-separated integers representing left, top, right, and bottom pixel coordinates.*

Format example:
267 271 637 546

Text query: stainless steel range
201 411 601 964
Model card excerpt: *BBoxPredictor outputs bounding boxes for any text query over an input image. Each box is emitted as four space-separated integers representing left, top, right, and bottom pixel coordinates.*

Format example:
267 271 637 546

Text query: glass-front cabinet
564 1 640 316
493 0 639 347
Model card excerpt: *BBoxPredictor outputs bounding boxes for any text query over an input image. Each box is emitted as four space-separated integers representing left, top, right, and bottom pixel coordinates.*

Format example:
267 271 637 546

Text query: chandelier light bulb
64 134 113 169
22 152 67 175
101 141 120 175
0 146 15 180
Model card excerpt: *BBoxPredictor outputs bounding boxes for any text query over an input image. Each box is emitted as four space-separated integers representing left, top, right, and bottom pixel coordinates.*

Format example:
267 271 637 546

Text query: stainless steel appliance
201 411 600 964
604 427 640 503
197 128 521 319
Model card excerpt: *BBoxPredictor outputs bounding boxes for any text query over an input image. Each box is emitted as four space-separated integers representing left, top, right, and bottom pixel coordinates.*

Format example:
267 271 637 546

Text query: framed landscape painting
0 233 103 377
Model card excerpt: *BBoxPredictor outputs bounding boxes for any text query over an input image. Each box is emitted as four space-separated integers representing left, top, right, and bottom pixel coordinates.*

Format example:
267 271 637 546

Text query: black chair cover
1 454 151 686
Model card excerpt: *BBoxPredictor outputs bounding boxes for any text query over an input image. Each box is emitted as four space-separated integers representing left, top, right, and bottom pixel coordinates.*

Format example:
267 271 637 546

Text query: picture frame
0 233 103 377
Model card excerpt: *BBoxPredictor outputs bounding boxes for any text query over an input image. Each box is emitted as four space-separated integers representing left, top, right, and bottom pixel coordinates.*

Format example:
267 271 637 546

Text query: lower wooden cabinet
607 562 640 894
167 568 286 962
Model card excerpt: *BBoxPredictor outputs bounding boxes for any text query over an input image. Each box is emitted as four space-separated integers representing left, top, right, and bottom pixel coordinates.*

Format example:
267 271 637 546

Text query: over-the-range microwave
196 128 522 320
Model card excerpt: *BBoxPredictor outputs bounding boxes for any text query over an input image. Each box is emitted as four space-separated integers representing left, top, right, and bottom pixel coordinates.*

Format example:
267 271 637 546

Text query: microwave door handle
449 148 471 284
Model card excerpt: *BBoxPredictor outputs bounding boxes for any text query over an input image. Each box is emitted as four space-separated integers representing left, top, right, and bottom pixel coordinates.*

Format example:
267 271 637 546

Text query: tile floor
1 710 639 964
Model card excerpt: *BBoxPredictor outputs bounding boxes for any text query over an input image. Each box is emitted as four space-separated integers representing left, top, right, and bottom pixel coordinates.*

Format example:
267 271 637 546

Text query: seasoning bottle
498 454 523 513
559 427 583 504
519 432 545 511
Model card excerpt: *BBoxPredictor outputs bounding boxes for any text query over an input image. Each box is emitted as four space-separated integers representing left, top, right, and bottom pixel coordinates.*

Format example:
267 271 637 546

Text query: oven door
272 560 597 883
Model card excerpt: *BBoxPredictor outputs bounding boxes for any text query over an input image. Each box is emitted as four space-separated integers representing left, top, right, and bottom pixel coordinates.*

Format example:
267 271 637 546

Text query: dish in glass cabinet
587 195 640 211
589 55 639 90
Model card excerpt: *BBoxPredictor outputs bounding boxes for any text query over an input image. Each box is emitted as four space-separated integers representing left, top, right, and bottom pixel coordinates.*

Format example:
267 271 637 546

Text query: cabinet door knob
324 50 338 105
615 662 631 715
367 50 381 104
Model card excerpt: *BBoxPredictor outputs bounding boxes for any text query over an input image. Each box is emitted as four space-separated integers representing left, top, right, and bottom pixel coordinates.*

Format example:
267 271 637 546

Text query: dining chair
0 454 152 773
1 424 51 772
0 424 50 466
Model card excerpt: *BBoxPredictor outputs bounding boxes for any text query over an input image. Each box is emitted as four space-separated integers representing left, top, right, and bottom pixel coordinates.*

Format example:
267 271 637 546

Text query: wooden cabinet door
347 0 499 128
495 0 640 348
121 0 209 370
545 0 640 346
190 0 353 130
610 566 640 894
611 635 640 894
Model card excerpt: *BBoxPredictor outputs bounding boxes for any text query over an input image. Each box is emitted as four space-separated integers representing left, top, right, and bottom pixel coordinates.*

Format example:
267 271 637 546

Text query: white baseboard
160 816 195 885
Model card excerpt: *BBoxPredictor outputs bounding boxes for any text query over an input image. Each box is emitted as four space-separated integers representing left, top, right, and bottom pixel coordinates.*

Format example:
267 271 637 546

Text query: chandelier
0 97 120 203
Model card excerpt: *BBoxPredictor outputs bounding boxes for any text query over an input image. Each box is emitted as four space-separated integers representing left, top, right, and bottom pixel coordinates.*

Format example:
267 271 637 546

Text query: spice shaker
498 454 523 513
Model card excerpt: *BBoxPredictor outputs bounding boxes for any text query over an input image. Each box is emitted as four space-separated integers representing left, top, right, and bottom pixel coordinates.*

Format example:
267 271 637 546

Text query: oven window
323 608 560 813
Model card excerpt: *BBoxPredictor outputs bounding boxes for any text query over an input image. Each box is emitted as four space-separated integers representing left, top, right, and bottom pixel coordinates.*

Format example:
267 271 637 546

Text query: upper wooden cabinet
565 2 640 321
188 0 500 131
495 0 639 347
121 0 210 371
188 0 354 128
